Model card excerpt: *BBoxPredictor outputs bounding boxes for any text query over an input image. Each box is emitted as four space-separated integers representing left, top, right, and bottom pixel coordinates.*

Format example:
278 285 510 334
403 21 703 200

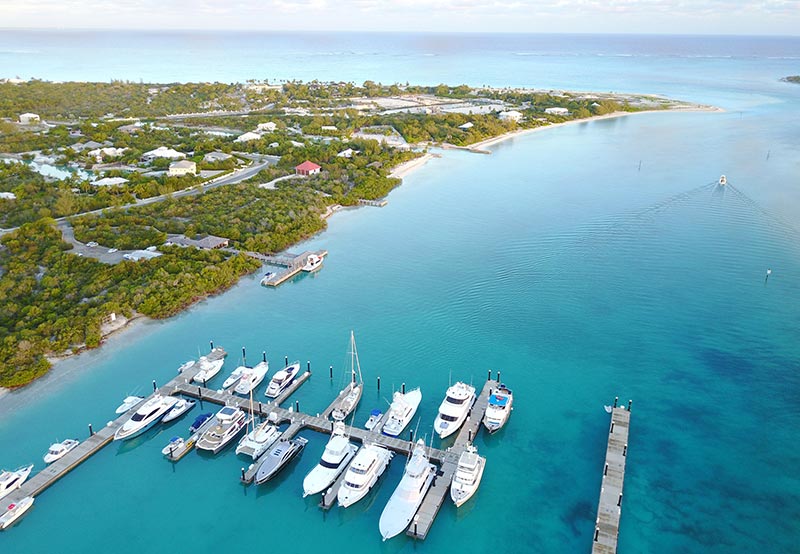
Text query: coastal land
0 79 712 388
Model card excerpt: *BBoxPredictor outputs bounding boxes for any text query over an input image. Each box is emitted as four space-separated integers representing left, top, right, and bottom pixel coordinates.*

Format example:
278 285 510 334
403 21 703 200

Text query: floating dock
259 250 328 287
592 401 632 554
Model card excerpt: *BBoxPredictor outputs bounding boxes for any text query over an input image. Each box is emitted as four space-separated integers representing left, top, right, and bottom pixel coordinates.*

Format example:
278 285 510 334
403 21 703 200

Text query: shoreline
389 153 437 179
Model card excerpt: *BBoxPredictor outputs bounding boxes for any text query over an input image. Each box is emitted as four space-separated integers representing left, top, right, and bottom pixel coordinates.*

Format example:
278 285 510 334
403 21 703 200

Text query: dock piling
614 396 618 408
241 467 246 481
409 429 414 442
377 376 381 391
307 360 311 372
88 423 94 436
152 380 157 393
210 340 214 350
627 399 632 412
330 365 333 379
242 347 247 365
285 355 288 366
497 371 501 383
262 351 266 363
402 382 405 394
295 400 299 412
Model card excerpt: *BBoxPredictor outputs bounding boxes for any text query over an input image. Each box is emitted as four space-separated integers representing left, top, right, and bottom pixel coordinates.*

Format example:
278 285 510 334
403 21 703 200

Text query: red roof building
295 160 321 176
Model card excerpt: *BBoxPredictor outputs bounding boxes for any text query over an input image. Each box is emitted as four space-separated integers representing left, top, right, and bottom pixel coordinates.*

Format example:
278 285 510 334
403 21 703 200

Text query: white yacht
302 421 358 497
379 439 436 540
114 395 178 441
0 496 35 530
161 436 186 457
337 444 393 508
196 406 248 454
331 331 364 421
222 365 247 389
450 445 485 507
381 388 422 437
264 361 301 398
433 382 475 439
236 419 281 460
301 253 323 272
364 409 384 431
114 395 144 414
235 360 269 395
43 439 79 464
162 398 195 424
483 384 513 433
0 465 34 501
253 437 308 484
177 360 196 373
191 355 225 384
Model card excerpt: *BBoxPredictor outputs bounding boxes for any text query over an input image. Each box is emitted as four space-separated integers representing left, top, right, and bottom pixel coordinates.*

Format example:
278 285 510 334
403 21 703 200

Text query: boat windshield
445 395 467 405
131 408 158 422
440 413 459 422
320 458 342 469
344 480 363 489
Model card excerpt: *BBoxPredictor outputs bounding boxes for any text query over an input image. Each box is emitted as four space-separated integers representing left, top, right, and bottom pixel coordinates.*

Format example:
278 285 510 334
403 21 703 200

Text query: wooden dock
259 250 328 287
592 403 632 554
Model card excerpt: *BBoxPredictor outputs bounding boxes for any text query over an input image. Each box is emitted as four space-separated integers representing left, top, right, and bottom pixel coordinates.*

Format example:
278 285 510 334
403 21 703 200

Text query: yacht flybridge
302 421 357 497
482 384 513 433
337 444 393 508
433 382 476 439
381 388 422 437
450 445 485 507
264 361 300 398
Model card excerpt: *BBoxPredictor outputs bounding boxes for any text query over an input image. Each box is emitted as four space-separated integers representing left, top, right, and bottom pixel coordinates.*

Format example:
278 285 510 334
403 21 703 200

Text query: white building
168 160 197 177
256 122 277 132
320 125 337 131
203 151 232 163
87 147 127 161
234 132 262 143
0 192 16 200
123 250 162 261
142 146 186 161
498 110 523 123
337 148 355 158
289 140 305 148
93 177 129 187
458 122 474 130
18 113 40 125
544 107 570 116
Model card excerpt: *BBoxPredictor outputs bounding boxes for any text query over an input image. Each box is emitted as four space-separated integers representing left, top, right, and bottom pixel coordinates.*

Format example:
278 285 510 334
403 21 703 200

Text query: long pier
592 401 632 554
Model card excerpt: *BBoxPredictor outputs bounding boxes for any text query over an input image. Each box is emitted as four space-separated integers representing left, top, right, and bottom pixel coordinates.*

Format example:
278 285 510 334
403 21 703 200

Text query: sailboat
331 331 364 422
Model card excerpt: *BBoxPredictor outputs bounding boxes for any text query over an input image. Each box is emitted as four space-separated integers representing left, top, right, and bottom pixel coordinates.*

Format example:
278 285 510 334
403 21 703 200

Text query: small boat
302 421 357 497
301 254 323 272
604 405 614 414
450 445 485 507
189 412 213 433
43 439 80 464
337 443 393 508
719 175 727 185
162 398 196 424
379 439 436 540
177 360 196 373
482 384 513 433
254 437 308 484
0 496 34 530
331 331 364 421
433 382 476 439
264 361 301 398
0 465 34 501
196 406 248 454
191 355 225 384
260 271 276 286
234 360 269 395
114 395 178 441
236 419 281 460
222 365 247 390
382 388 422 437
161 436 185 457
364 409 384 431
115 395 144 414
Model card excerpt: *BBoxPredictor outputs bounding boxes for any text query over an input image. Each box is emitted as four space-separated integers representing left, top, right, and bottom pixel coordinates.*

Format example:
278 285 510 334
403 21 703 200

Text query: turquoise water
1 33 800 553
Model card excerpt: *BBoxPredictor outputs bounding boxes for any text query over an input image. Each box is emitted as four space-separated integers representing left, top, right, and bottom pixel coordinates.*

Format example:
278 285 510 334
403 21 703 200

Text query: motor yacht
381 388 422 437
43 439 79 464
264 361 300 398
364 409 384 431
222 365 247 389
114 395 178 441
189 412 213 434
191 355 225 384
337 444 393 508
719 174 727 186
450 445 485 507
162 398 195 424
235 360 269 395
196 406 248 454
0 465 34 501
301 253 323 272
433 382 475 439
114 395 144 414
379 440 436 540
236 419 281 460
254 437 308 484
0 496 34 530
483 384 513 433
302 421 358 497
177 360 196 373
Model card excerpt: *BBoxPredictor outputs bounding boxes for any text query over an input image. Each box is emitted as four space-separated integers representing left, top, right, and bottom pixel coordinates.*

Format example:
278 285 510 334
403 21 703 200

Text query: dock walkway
592 404 631 554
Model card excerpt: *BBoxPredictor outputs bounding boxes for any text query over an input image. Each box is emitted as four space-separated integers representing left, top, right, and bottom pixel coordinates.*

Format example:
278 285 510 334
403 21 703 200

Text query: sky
1 0 798 35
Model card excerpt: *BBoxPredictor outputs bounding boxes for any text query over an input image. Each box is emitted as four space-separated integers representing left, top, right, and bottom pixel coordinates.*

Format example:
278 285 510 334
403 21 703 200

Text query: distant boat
43 439 80 464
253 437 308 484
330 331 364 422
482 384 513 433
260 271 276 286
382 388 422 437
161 398 196 424
0 496 35 530
301 253 323 272
302 421 357 497
433 382 476 439
0 465 34 501
450 445 485 507
718 175 727 185
115 395 144 414
378 439 436 540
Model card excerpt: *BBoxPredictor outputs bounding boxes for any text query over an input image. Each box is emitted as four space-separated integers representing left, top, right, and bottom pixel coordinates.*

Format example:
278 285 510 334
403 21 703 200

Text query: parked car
107 248 118 253
87 241 98 247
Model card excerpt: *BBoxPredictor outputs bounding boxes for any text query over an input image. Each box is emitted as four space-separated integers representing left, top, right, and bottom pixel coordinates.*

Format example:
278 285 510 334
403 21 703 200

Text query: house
337 148 355 158
142 147 185 161
295 161 321 176
458 122 474 130
320 125 337 131
256 122 277 132
0 192 16 200
93 177 129 187
168 234 230 249
498 110 523 123
87 147 127 162
203 151 232 163
544 107 570 116
18 113 40 125
168 160 197 177
234 131 262 143
117 122 143 134
289 140 305 148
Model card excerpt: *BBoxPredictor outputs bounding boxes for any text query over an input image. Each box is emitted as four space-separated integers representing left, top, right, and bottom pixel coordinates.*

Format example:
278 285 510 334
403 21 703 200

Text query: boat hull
303 443 357 497
254 438 307 484
0 496 34 530
379 464 435 540
0 465 34 501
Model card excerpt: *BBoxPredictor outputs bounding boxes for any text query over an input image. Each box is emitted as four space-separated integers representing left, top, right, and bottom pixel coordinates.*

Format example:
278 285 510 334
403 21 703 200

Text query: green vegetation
783 76 800 84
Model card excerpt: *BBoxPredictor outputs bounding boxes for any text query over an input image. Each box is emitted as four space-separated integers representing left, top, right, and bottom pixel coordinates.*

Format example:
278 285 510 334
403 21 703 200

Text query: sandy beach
389 153 436 179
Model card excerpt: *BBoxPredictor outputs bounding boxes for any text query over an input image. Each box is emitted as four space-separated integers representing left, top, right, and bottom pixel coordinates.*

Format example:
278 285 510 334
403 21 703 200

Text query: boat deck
592 405 631 554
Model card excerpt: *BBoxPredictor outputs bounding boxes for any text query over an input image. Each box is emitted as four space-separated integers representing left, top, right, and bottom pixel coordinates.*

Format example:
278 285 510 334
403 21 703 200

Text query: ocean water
1 32 799 553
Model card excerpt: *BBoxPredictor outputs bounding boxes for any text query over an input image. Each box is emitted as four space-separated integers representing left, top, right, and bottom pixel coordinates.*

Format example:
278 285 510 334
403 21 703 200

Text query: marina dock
592 402 632 554
258 250 328 287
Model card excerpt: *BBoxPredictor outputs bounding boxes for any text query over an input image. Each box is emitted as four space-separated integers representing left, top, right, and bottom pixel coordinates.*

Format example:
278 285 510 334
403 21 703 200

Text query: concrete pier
592 404 631 554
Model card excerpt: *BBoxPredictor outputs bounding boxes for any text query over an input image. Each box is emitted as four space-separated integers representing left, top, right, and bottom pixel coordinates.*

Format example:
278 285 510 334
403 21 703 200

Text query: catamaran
302 421 358 497
114 395 178 441
337 444 393 508
381 388 422 437
483 384 513 433
331 331 363 421
450 445 485 507
378 439 436 540
433 382 475 439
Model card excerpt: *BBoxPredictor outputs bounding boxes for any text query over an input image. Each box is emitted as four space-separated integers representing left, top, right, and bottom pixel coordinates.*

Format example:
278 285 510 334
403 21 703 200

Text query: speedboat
235 360 269 395
236 420 281 460
43 439 80 464
264 361 301 398
177 360 196 373
301 254 323 272
114 395 178 441
337 444 393 508
331 381 361 421
433 382 475 439
189 412 213 434
483 384 513 433
0 465 34 501
719 174 727 185
222 365 247 389
196 406 248 454
161 436 185 457
302 421 357 497
381 388 422 437
162 398 196 424
0 496 34 530
191 355 225 384
364 409 384 431
253 437 308 484
260 271 276 286
379 439 436 540
115 395 144 414
450 445 485 507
